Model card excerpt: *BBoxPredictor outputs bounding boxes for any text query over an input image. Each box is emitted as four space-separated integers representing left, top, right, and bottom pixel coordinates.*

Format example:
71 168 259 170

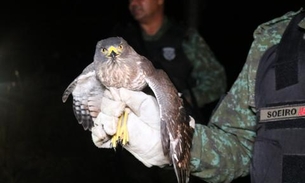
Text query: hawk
62 37 194 183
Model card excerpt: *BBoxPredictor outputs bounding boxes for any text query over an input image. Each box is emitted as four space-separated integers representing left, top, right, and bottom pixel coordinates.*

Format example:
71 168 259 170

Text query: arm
190 64 256 182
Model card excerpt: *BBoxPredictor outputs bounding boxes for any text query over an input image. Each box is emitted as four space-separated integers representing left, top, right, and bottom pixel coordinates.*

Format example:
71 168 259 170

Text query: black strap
275 11 305 90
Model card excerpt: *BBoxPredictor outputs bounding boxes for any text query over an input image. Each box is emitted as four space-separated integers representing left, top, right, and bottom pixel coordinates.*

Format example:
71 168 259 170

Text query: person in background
92 7 305 183
111 0 227 123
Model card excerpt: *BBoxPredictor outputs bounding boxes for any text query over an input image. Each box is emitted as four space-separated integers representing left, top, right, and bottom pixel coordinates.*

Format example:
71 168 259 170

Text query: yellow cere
107 46 119 56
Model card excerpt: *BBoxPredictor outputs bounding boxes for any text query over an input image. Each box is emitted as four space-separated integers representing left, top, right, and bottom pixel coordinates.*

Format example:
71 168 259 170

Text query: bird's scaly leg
121 108 130 145
111 108 130 148
111 114 123 148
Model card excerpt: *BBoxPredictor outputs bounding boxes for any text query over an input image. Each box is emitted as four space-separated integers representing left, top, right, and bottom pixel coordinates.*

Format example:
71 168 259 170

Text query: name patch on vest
260 104 305 122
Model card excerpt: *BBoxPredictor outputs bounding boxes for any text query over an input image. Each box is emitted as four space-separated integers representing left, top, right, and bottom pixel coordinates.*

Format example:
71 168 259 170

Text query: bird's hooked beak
108 46 119 58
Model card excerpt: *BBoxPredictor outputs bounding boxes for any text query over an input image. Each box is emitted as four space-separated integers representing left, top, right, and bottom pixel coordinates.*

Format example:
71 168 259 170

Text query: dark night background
0 0 303 182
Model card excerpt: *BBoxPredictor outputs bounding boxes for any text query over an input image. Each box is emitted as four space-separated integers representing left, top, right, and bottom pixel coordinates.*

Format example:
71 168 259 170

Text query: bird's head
94 37 129 63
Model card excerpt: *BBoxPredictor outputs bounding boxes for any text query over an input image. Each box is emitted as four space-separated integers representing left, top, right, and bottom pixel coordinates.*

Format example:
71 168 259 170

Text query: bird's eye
118 44 123 50
101 48 107 54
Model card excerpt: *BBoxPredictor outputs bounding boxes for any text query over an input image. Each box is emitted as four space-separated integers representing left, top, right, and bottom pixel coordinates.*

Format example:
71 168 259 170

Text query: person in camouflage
111 0 227 122
190 8 305 182
92 8 305 183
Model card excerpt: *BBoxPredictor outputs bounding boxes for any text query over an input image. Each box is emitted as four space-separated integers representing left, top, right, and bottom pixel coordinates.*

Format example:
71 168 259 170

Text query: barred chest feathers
97 59 147 91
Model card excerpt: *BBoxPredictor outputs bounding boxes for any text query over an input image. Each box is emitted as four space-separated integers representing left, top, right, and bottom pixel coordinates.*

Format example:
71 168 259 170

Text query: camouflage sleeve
188 9 302 183
182 29 227 107
189 60 257 183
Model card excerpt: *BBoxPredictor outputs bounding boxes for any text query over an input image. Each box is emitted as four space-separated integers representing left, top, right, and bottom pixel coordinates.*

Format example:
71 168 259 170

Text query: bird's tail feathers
172 159 190 183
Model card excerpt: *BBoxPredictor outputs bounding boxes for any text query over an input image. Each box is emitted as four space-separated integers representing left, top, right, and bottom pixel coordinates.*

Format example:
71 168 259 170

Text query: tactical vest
251 11 305 183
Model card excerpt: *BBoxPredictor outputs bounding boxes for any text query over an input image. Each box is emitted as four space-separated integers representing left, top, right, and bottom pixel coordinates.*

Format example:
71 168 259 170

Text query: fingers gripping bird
62 37 194 183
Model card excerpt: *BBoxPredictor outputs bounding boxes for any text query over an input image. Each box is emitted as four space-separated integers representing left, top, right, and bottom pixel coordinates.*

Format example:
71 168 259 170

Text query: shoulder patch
162 47 176 61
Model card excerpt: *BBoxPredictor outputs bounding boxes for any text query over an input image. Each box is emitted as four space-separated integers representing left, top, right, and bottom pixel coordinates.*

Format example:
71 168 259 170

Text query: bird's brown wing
145 68 194 183
62 63 105 130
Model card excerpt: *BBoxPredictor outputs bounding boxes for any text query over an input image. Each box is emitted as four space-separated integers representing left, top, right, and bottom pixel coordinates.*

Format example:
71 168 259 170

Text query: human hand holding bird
92 88 171 167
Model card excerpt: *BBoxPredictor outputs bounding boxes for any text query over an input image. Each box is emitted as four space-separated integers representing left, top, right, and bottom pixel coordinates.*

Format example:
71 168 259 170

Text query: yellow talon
121 108 130 145
111 114 123 148
111 108 130 148
117 115 123 139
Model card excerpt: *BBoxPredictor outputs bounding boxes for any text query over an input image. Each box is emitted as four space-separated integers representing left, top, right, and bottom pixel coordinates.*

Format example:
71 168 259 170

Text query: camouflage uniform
190 8 304 183
182 28 227 108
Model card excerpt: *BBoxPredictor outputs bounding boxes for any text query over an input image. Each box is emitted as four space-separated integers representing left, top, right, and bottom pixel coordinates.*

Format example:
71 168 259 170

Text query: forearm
189 72 256 182
190 124 253 183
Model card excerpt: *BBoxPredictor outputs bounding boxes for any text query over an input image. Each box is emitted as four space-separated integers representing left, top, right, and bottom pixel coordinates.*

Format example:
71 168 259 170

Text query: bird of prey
62 37 194 183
